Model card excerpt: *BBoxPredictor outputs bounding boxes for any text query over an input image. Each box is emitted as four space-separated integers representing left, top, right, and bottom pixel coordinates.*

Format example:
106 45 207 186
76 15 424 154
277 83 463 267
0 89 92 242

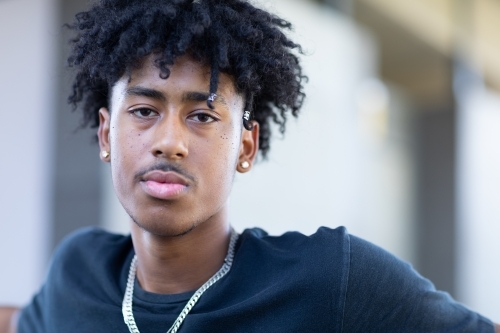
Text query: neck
130 209 232 295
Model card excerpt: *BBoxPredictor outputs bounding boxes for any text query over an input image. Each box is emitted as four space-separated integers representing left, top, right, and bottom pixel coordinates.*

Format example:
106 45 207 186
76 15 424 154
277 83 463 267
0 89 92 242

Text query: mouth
139 170 189 200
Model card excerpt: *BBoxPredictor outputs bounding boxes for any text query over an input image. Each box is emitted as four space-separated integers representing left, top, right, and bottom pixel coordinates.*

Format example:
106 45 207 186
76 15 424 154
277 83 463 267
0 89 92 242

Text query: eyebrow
124 86 228 107
182 91 228 107
125 86 166 101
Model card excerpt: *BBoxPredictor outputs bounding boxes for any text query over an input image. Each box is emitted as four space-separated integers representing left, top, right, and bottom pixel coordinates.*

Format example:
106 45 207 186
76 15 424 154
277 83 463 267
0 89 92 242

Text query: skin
97 54 259 294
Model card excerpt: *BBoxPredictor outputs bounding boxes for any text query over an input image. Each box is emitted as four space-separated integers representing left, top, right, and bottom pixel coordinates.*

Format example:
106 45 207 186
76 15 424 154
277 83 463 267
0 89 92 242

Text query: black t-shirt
18 227 494 332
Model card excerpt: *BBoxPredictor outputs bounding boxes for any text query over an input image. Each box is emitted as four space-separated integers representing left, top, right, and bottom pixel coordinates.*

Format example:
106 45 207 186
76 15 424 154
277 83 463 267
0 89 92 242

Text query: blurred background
1 0 500 322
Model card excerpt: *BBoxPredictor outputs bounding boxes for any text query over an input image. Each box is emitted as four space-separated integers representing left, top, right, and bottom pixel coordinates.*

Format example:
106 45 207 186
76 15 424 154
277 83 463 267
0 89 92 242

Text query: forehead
110 54 241 104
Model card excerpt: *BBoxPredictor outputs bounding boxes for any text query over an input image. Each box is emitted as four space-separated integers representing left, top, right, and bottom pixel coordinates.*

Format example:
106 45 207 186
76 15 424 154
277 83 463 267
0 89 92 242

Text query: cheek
205 126 241 189
108 120 146 192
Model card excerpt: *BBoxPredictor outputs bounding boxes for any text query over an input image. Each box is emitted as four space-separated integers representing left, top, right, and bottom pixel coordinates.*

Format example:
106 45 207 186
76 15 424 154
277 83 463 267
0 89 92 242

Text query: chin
140 222 196 237
126 207 208 237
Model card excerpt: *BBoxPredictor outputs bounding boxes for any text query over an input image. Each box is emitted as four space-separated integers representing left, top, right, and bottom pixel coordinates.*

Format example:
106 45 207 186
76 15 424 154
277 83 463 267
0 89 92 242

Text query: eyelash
188 112 218 123
130 108 218 123
131 108 158 118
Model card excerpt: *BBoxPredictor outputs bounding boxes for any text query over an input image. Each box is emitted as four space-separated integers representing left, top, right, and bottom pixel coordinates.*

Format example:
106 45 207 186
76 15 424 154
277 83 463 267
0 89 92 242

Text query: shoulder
238 226 351 288
48 227 132 284
239 226 349 265
18 228 132 333
240 226 349 249
46 227 132 288
52 227 131 264
347 234 427 288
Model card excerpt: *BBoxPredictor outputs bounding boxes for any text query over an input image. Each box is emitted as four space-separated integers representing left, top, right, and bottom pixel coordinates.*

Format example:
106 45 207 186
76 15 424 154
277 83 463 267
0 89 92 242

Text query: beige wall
356 0 500 91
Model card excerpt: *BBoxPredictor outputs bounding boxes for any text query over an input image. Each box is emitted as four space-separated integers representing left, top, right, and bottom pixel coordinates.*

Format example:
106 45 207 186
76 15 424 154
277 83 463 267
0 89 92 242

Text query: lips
140 171 189 200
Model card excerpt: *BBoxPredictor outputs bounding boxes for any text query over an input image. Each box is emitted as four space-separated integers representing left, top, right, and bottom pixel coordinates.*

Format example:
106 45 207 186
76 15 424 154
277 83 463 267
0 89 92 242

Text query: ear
97 107 111 162
236 120 259 173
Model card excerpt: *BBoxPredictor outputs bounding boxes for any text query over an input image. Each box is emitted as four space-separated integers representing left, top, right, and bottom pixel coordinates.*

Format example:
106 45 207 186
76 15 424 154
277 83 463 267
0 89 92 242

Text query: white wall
0 0 57 305
456 87 500 322
228 0 416 262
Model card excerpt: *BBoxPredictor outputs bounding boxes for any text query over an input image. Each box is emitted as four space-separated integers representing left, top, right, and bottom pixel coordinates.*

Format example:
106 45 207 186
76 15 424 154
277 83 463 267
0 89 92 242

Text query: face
98 55 259 237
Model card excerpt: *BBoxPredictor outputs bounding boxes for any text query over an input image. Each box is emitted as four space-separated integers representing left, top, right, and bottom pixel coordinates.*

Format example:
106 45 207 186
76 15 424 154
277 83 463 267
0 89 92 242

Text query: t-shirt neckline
133 278 195 305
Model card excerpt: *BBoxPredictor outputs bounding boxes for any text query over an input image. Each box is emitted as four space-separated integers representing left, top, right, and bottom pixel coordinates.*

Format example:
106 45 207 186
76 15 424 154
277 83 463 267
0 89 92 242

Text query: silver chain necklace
122 229 239 333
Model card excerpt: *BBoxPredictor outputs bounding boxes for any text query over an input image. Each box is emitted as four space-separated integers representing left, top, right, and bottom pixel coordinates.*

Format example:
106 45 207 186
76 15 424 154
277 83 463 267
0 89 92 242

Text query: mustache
134 162 196 183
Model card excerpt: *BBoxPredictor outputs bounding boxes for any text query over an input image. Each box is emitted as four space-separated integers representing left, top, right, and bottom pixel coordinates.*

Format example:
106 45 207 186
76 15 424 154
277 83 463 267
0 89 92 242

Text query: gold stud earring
240 161 250 169
101 150 110 159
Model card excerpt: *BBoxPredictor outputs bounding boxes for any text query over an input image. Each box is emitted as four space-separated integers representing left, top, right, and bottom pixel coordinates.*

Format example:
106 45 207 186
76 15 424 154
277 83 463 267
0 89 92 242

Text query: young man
1 0 499 332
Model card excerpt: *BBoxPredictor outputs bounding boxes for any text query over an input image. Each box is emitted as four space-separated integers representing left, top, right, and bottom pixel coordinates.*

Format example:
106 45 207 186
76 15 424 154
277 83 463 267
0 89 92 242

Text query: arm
343 235 496 332
0 307 18 333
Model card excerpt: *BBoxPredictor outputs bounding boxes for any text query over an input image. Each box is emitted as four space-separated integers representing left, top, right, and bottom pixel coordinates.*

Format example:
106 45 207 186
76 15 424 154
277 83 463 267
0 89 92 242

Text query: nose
150 115 189 160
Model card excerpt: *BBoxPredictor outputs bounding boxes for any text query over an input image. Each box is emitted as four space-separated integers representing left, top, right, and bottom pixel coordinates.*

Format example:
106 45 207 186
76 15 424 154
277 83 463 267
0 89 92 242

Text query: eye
131 108 158 118
189 113 217 123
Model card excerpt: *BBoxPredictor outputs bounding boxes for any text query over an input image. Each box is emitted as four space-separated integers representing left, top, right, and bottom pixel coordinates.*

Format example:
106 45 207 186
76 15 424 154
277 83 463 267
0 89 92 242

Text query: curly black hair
67 0 306 158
